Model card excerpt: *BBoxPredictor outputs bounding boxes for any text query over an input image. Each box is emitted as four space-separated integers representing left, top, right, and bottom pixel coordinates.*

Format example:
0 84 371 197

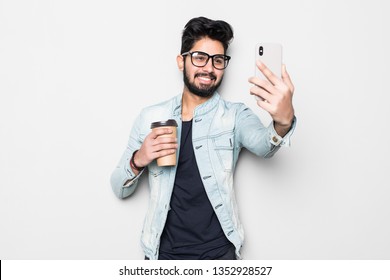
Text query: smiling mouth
198 76 212 83
195 73 216 83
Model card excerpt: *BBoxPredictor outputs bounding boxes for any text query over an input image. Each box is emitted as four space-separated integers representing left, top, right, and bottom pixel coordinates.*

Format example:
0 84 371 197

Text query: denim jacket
110 92 296 259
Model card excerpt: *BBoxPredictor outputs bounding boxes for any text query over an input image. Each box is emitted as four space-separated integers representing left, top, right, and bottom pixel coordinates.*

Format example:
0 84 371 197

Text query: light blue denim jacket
110 92 296 259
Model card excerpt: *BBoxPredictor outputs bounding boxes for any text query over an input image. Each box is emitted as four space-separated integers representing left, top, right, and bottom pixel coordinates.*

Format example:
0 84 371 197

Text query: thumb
282 64 294 94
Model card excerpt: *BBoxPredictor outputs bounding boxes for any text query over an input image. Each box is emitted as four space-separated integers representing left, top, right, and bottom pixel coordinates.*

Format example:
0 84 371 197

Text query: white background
1 0 389 259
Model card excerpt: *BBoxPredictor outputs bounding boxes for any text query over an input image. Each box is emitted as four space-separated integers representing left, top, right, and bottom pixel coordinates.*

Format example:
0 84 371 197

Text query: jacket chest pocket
148 162 164 178
212 133 234 172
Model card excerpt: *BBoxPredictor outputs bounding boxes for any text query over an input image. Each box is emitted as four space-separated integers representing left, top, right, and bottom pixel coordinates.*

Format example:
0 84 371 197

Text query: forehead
191 37 224 54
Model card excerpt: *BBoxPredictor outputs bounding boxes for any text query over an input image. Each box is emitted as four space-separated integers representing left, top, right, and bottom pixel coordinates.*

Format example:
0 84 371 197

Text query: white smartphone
254 43 283 100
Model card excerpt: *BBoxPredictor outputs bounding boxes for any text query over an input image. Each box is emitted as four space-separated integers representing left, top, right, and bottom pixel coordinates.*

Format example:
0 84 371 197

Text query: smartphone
254 43 283 100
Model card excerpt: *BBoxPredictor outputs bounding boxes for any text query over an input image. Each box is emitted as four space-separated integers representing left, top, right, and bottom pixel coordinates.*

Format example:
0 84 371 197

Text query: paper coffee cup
150 119 178 166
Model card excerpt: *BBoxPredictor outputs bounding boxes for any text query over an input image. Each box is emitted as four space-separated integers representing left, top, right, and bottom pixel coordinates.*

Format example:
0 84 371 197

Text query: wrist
274 115 294 129
274 118 294 138
130 150 144 172
274 121 292 130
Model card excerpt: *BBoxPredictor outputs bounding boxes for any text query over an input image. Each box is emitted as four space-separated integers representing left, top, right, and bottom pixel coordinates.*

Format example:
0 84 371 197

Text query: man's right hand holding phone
248 61 295 137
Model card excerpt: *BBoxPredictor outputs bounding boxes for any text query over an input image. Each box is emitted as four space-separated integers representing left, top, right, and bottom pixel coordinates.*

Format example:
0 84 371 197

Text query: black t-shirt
158 120 234 260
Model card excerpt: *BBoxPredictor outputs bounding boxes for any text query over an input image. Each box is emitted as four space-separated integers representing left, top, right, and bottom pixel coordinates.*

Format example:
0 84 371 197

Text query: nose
202 57 214 72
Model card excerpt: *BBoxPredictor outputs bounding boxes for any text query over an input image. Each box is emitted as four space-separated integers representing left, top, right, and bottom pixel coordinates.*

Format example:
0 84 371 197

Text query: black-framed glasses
181 51 231 70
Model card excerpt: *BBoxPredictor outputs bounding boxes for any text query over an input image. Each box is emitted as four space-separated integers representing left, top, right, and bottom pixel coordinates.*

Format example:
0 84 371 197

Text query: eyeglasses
181 51 231 70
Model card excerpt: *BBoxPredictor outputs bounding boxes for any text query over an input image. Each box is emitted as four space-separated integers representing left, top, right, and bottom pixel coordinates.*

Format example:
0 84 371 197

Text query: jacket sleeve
235 104 296 158
110 112 146 199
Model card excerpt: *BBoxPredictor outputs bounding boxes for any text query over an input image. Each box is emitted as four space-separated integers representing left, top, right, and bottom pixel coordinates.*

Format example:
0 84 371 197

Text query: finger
154 149 176 159
256 98 275 114
248 76 271 88
150 128 174 139
153 137 177 145
249 85 273 102
248 76 276 95
282 64 295 94
256 60 281 86
152 142 178 153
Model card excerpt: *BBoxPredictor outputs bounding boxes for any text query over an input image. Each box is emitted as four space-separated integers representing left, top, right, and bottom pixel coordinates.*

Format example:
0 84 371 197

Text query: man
110 16 296 260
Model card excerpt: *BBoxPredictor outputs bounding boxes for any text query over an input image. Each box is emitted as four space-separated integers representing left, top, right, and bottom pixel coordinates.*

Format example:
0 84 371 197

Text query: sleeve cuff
269 116 297 147
123 161 145 187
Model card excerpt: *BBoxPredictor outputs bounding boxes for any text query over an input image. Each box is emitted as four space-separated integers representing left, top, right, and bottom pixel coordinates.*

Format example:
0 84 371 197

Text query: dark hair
180 16 234 54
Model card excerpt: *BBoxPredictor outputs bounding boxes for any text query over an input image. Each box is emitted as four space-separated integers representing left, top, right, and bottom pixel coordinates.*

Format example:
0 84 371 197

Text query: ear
177 54 184 71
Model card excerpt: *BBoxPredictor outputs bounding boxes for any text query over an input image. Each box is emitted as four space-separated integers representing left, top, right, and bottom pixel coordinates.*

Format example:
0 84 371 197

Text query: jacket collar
172 92 220 118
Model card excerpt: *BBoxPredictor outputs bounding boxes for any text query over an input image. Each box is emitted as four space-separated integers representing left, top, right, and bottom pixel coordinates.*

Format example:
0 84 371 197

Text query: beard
183 64 223 98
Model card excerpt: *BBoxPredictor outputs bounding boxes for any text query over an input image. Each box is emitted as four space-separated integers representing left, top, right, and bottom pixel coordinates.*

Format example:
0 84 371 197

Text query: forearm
110 112 147 198
237 106 296 158
110 149 144 199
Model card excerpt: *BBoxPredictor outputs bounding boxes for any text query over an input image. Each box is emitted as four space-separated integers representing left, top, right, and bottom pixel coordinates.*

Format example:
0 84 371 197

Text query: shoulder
137 95 179 125
215 97 260 128
217 96 249 114
141 95 177 114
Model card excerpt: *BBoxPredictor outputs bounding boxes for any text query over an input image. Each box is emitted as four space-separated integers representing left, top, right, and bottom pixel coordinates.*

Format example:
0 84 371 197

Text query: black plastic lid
150 119 178 129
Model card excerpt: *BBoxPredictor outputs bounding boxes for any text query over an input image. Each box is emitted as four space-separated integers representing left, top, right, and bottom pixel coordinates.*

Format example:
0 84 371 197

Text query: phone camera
259 46 264 56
